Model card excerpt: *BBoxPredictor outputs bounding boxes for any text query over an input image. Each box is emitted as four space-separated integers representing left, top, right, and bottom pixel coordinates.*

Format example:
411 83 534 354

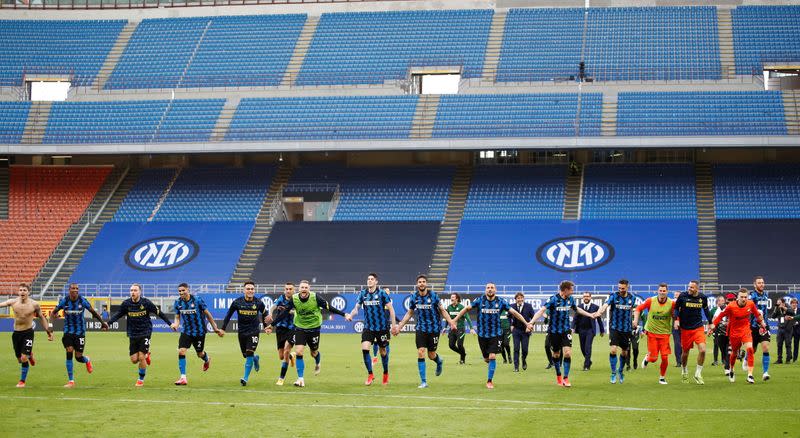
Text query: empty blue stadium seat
617 91 786 136
114 168 176 222
226 95 418 141
43 99 224 144
581 164 697 219
0 20 125 86
733 5 800 75
297 9 493 86
463 166 566 219
0 102 30 144
288 165 454 221
713 164 800 219
433 93 602 138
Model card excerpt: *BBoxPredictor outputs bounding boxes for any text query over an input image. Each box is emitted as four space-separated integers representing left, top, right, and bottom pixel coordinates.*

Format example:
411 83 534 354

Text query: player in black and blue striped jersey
594 279 637 384
268 282 296 386
50 283 107 388
170 283 223 386
394 275 457 388
531 280 597 388
347 273 397 386
452 282 532 389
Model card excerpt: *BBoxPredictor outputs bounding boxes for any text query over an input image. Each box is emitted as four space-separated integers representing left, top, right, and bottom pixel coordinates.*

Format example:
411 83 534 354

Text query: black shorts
449 328 465 343
129 336 151 356
238 333 260 356
548 332 572 352
178 333 206 353
276 326 294 350
62 333 86 353
293 329 321 351
751 327 771 344
362 329 390 348
478 336 502 359
609 329 631 350
12 329 34 359
415 331 440 351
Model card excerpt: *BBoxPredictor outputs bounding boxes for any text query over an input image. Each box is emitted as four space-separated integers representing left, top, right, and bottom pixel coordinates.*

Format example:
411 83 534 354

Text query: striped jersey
273 294 295 330
749 290 770 328
471 295 511 338
54 295 93 335
174 294 208 337
543 293 577 334
357 288 392 331
408 290 442 334
605 292 636 332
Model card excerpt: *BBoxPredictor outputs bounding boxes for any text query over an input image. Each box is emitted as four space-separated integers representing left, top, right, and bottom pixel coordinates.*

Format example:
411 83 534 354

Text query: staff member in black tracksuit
572 291 604 371
791 298 800 363
510 292 535 372
773 298 796 364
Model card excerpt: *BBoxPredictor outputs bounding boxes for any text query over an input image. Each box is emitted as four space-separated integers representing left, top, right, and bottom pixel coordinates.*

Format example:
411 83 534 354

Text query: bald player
0 283 54 387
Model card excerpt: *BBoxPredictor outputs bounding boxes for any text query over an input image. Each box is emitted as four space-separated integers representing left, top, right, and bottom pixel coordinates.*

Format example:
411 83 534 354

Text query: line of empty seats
0 102 30 144
288 165 454 221
43 99 224 144
463 166 567 219
733 5 800 75
113 168 176 221
106 15 306 89
226 96 418 141
0 166 110 284
0 20 125 86
617 91 786 136
713 164 800 219
581 164 696 219
433 93 602 138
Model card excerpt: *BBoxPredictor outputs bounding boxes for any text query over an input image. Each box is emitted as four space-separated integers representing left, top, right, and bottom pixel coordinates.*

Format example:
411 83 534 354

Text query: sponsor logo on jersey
125 237 199 271
536 236 615 272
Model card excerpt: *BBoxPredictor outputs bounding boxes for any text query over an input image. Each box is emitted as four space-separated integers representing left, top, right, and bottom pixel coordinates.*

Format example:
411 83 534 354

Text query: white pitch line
18 386 800 414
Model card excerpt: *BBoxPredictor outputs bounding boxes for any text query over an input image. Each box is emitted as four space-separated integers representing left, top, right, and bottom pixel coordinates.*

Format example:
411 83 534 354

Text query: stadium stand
251 221 440 284
0 166 111 284
226 96 418 141
154 167 274 221
496 8 584 82
717 219 800 284
462 166 566 220
732 5 800 75
585 6 721 81
112 168 177 222
713 164 800 219
616 91 787 136
432 93 602 138
43 99 224 144
0 19 125 86
297 9 493 86
0 102 30 144
287 165 453 221
581 164 697 219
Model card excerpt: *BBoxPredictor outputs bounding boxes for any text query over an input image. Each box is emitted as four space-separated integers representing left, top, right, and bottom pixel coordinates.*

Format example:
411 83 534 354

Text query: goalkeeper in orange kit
710 288 767 384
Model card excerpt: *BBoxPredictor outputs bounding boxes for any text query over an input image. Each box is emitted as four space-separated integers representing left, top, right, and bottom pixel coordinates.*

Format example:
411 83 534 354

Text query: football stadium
1 0 800 435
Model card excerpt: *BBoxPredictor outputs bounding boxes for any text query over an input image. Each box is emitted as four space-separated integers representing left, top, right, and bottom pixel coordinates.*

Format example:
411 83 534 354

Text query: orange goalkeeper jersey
713 300 761 338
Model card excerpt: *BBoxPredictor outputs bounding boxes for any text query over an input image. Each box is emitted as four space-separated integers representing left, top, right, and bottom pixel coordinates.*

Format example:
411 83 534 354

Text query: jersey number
79 338 85 345
25 339 33 347
144 338 150 346
252 336 259 344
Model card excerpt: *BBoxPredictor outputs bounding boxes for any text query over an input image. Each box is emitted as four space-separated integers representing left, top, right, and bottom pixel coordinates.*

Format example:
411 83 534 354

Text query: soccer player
347 273 396 386
673 280 713 384
710 288 767 384
530 281 596 387
269 282 296 386
625 290 645 371
633 283 674 384
220 281 269 386
105 283 174 387
452 283 532 389
51 283 108 387
749 276 772 380
269 279 351 387
393 275 457 388
446 293 474 364
170 283 223 386
593 279 637 384
0 283 53 387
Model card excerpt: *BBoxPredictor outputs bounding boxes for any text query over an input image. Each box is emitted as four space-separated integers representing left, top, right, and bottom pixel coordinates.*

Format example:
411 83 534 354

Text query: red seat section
0 166 111 286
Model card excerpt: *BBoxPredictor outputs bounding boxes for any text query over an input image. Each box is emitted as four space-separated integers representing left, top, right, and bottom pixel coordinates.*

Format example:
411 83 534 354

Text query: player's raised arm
530 305 548 324
146 300 173 327
220 302 237 332
0 298 15 308
452 303 472 323
575 304 595 318
34 302 53 341
316 295 350 320
507 306 533 331
633 297 652 327
203 309 222 336
84 299 108 329
438 302 457 331
348 302 361 319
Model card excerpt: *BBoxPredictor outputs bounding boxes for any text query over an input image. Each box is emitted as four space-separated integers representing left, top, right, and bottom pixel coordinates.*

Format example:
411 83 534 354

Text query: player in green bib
633 283 675 384
269 280 351 387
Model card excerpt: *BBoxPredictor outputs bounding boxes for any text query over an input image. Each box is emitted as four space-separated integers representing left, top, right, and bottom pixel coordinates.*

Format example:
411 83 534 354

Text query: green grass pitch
0 332 798 437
